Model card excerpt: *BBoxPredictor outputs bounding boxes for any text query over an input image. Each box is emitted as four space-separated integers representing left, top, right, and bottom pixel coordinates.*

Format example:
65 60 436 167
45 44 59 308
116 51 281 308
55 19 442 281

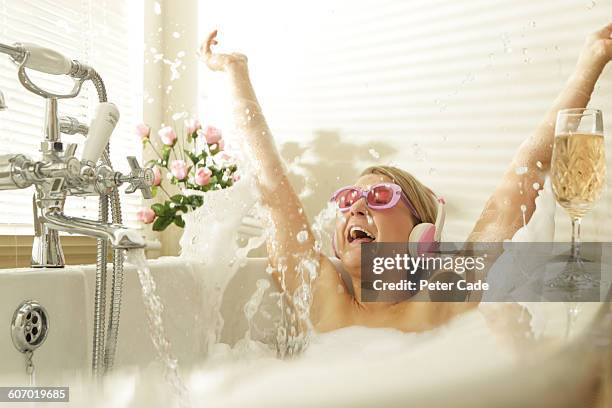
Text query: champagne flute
549 108 605 290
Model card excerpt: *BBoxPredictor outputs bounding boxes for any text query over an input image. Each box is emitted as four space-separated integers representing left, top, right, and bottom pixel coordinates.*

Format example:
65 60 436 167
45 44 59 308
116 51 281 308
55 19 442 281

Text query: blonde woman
201 23 612 333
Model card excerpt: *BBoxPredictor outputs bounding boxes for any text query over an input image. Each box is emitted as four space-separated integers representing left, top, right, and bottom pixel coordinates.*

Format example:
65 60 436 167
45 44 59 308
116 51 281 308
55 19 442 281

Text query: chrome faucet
0 42 152 264
0 40 153 376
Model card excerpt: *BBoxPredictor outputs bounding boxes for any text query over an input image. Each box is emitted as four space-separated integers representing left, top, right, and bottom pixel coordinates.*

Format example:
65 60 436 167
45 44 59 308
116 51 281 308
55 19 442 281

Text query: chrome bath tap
0 42 152 263
0 41 152 376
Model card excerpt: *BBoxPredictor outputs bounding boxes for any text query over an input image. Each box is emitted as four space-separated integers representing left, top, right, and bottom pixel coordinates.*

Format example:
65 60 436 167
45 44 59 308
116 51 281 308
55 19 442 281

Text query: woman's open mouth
347 226 376 245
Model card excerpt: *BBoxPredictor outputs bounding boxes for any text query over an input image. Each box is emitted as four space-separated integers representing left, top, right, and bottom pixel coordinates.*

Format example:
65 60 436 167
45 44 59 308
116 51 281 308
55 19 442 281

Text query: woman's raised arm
468 22 612 242
201 31 345 315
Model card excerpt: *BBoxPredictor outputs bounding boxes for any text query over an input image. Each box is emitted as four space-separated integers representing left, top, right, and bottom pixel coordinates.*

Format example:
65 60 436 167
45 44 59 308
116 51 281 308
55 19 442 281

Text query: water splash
311 201 338 255
126 249 191 408
244 279 271 340
179 172 261 353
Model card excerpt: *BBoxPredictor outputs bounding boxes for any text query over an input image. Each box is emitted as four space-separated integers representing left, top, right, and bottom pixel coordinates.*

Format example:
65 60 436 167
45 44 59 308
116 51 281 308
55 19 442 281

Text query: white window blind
200 0 612 243
0 0 143 234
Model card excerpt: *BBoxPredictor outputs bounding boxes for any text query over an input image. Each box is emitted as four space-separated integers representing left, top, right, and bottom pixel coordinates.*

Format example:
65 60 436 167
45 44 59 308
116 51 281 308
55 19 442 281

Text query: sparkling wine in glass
549 108 605 290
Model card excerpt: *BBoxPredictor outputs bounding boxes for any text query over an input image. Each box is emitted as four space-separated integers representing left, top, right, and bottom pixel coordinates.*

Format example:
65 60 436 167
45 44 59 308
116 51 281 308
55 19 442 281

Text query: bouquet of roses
135 119 239 231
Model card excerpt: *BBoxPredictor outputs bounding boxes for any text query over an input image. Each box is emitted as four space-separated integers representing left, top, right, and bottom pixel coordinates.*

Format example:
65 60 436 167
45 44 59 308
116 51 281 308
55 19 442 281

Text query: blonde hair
360 165 437 224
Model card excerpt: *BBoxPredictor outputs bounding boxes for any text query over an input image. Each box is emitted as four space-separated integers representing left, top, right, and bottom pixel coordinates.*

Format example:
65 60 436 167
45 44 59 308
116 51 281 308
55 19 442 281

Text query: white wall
196 0 612 244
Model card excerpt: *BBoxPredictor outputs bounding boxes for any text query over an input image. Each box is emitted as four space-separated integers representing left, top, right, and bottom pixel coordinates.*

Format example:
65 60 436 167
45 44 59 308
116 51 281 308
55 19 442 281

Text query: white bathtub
0 256 608 407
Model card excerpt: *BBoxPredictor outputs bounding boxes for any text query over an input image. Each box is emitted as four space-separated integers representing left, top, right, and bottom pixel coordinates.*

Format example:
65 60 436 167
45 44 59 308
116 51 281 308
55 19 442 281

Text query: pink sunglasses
329 183 421 221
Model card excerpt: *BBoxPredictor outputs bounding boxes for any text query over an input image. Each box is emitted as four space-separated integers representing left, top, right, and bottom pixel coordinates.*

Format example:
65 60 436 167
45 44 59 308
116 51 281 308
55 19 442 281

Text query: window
0 0 143 238
199 0 612 244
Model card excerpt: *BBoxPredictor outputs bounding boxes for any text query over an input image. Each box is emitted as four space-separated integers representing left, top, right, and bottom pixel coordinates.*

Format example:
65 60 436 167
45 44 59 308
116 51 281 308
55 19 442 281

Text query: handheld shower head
0 90 7 111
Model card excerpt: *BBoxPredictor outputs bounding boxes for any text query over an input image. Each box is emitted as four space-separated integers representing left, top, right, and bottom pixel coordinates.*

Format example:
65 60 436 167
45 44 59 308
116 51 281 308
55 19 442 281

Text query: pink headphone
332 196 446 259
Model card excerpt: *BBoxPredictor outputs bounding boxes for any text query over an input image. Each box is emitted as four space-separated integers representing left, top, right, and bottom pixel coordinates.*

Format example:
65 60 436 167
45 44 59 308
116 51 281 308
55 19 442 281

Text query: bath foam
63 309 519 407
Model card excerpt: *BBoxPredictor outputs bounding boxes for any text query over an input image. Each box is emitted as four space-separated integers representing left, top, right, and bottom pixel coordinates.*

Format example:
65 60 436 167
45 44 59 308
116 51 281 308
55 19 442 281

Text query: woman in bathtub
201 23 612 333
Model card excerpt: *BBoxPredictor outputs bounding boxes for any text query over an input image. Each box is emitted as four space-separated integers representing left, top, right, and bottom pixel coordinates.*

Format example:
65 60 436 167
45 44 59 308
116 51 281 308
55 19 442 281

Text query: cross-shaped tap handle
124 156 154 198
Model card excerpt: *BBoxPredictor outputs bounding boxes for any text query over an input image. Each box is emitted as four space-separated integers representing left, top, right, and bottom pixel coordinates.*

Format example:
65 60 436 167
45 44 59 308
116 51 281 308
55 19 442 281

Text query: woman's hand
200 30 248 72
577 22 612 71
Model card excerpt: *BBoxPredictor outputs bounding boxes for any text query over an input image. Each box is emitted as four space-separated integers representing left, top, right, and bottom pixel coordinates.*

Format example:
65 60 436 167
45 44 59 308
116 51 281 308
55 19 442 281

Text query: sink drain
11 300 49 353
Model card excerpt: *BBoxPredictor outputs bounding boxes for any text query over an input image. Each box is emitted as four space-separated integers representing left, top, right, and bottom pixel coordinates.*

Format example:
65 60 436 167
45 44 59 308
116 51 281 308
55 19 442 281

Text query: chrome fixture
11 300 49 384
11 300 49 353
0 41 153 377
0 89 6 110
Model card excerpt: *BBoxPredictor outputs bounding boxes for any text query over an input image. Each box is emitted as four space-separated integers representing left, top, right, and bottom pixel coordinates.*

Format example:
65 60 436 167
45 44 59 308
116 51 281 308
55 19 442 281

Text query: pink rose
137 207 155 224
152 166 162 186
158 126 177 146
170 160 188 180
135 123 150 140
203 125 222 144
195 167 212 186
184 118 201 135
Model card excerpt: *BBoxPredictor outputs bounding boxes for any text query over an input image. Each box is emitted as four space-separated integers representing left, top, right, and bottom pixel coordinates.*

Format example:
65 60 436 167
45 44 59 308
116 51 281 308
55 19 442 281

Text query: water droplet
532 182 540 190
172 112 187 120
172 32 181 39
536 161 543 169
177 51 186 58
154 1 161 15
501 33 512 53
515 166 528 175
296 230 308 243
368 148 380 159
